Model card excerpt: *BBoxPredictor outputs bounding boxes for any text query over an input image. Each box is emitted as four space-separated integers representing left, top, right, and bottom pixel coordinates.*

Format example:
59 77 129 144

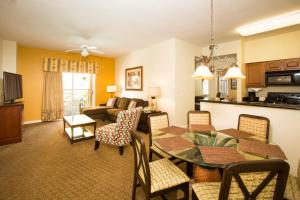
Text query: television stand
0 103 24 145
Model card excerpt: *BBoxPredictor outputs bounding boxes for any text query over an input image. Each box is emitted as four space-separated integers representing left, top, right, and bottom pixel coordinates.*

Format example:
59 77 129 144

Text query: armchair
94 107 143 155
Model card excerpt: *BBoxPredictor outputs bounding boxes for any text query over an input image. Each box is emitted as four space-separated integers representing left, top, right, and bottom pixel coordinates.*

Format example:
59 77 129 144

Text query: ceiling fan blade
89 49 104 55
87 46 97 50
65 48 81 52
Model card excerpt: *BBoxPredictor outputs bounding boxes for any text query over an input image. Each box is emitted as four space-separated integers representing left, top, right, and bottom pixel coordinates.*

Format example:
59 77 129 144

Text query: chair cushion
95 123 117 144
107 109 123 117
192 182 220 200
117 97 130 109
150 158 189 193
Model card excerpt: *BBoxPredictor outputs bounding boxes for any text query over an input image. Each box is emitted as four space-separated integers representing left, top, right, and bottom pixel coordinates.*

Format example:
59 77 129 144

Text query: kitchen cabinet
246 62 266 88
285 58 300 70
266 60 284 72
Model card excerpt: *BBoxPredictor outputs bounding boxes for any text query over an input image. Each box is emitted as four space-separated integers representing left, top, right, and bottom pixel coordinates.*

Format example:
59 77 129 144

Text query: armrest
99 103 107 106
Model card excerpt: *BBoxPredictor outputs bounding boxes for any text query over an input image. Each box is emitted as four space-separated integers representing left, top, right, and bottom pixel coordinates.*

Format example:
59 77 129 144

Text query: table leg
187 162 193 178
93 123 96 137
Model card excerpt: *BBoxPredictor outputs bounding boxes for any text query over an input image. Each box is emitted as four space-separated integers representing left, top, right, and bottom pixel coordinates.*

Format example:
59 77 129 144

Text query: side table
137 110 161 133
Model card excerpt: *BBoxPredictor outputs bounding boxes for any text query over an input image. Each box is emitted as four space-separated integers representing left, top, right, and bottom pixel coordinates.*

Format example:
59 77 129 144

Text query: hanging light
223 63 246 79
192 0 216 80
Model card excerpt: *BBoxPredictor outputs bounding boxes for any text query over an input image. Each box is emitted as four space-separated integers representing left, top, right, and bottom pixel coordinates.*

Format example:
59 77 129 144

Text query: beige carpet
0 120 182 200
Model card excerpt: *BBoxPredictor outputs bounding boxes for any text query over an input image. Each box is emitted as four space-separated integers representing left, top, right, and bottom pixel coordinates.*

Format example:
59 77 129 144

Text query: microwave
266 71 300 86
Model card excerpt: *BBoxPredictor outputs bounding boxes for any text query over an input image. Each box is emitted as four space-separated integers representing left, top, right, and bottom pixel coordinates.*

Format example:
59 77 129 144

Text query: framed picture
231 79 237 90
125 66 143 91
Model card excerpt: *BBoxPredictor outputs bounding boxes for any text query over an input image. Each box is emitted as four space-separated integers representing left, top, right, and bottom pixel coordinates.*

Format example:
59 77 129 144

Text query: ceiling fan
65 44 104 57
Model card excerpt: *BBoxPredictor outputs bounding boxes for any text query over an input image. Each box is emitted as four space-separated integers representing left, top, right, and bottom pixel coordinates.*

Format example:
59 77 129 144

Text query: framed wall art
125 66 143 91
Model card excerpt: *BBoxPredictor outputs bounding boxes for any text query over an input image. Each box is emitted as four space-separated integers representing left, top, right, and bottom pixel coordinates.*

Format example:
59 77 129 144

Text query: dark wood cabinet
285 58 300 70
0 103 24 146
266 60 284 72
246 62 266 88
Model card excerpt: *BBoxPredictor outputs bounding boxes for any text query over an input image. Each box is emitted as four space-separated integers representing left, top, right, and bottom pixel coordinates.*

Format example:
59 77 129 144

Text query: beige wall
116 39 176 123
116 38 201 125
243 24 300 63
174 39 201 125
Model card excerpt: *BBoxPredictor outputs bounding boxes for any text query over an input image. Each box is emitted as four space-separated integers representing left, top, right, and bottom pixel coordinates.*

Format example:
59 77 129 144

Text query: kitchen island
200 99 300 176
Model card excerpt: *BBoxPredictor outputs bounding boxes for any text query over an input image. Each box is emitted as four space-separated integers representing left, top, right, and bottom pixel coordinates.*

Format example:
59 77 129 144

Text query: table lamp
107 85 117 98
148 87 161 111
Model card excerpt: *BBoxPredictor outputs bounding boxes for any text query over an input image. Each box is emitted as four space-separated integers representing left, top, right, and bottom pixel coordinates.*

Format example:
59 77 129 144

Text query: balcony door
63 72 95 116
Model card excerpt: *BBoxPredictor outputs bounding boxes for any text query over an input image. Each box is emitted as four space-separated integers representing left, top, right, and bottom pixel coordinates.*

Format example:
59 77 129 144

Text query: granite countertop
198 99 300 110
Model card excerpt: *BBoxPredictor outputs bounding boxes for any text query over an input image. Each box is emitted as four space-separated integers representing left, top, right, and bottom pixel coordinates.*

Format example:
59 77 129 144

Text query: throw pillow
117 97 130 109
127 100 137 110
106 98 117 107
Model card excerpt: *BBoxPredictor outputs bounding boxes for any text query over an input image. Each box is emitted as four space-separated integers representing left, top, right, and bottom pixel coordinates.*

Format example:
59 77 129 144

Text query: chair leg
192 189 198 200
187 162 193 178
132 177 137 200
183 182 189 200
149 150 153 162
119 146 124 155
94 141 100 150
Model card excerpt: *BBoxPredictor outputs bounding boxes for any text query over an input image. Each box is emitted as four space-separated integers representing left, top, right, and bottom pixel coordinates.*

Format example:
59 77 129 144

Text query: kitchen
195 24 300 176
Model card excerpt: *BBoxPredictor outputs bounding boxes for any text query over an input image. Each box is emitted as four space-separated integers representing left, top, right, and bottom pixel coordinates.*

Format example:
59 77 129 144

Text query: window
63 73 95 116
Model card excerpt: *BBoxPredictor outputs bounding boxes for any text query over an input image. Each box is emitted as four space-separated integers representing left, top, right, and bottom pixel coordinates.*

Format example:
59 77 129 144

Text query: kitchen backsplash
254 86 300 97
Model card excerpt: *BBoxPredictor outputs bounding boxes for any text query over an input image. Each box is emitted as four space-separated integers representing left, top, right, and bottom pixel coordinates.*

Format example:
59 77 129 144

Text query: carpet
0 120 166 200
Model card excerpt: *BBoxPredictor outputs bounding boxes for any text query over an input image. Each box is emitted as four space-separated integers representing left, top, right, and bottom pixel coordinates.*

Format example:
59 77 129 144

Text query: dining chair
187 110 211 129
192 159 290 200
238 114 270 143
148 112 174 161
94 107 142 155
130 131 189 200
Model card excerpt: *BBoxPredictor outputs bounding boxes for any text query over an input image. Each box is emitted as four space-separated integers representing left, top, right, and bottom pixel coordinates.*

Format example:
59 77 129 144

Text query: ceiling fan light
192 65 214 80
223 66 245 79
81 49 89 57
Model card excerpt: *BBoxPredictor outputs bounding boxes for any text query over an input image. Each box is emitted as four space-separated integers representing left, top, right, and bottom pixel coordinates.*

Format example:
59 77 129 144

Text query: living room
1 0 300 199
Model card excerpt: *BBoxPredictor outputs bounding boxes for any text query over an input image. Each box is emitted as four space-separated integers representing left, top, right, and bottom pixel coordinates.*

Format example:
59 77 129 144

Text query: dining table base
194 166 221 183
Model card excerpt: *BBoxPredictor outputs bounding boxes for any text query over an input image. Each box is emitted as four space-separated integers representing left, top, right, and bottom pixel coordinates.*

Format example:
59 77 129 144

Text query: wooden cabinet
266 60 284 72
246 62 266 88
285 58 300 70
0 103 24 146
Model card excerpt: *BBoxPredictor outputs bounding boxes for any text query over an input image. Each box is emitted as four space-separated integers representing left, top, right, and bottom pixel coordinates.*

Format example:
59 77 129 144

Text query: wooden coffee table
63 114 96 144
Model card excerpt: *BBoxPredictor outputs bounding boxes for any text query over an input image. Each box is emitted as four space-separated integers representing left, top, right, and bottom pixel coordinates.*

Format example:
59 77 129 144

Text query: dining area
130 110 300 200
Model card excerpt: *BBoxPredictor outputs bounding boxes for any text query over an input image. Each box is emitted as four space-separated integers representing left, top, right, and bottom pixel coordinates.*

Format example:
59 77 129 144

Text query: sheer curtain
41 72 63 121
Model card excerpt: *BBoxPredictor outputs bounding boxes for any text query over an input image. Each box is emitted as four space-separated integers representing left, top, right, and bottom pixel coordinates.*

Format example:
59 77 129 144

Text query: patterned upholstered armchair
238 114 270 143
187 110 211 129
94 107 142 155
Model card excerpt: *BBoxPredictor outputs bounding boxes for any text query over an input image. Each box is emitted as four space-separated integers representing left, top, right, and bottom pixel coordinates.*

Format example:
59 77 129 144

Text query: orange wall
17 46 115 122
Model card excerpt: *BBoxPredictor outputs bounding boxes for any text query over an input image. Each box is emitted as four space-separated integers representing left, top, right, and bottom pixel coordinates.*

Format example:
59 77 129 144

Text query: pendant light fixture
192 0 215 80
223 63 246 79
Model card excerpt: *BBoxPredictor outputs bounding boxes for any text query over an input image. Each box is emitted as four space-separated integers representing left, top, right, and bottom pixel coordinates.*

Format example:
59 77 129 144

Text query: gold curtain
41 72 64 121
43 58 99 74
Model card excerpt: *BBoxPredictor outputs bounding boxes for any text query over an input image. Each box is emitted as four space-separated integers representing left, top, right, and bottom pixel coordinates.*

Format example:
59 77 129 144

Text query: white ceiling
0 0 300 57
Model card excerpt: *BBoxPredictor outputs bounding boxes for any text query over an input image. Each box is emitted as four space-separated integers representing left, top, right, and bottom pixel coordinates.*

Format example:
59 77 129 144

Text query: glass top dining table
153 126 267 169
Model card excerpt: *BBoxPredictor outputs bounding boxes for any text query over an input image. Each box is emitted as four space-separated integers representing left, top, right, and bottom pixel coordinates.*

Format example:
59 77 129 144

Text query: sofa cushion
132 98 148 107
107 108 123 117
114 97 121 108
128 100 137 110
106 98 117 107
117 97 130 109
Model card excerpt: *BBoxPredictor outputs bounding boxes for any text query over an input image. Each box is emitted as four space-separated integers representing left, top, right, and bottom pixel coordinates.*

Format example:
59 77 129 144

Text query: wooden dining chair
187 110 211 129
130 131 189 200
148 112 175 162
238 114 270 143
192 159 290 200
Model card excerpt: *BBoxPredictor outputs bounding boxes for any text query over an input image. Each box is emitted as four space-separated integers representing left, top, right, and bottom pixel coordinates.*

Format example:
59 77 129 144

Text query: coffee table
63 114 96 144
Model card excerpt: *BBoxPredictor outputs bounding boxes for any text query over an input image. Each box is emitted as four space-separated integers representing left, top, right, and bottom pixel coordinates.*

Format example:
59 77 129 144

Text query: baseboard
24 120 42 125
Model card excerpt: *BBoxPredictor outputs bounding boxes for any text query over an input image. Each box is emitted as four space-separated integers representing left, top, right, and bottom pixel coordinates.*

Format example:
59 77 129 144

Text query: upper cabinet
266 60 284 71
266 58 300 72
285 58 300 71
246 62 266 88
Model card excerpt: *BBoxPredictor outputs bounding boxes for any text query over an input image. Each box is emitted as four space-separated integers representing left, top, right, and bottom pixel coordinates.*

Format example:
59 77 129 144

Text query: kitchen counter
198 99 300 110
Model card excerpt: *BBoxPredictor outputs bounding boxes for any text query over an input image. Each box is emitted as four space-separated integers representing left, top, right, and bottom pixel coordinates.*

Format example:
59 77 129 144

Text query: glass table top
63 114 95 126
153 128 264 168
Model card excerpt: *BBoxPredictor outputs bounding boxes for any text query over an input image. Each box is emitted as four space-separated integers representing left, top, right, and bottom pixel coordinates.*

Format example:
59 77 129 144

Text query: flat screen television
3 71 23 103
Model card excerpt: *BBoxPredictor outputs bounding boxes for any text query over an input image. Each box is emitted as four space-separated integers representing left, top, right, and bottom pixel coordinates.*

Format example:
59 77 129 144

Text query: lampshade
223 66 245 79
148 87 161 97
192 65 214 80
107 85 117 93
